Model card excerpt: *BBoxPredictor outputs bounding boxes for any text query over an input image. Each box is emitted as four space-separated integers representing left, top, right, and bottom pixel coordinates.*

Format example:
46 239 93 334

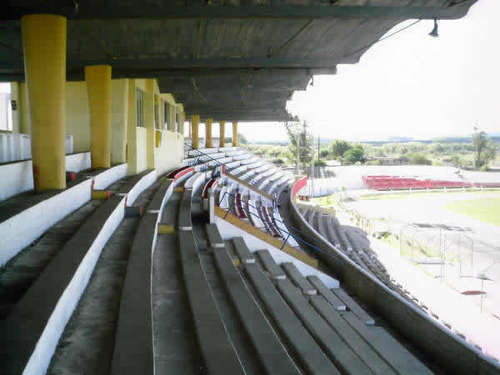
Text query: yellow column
22 14 67 191
205 118 213 148
145 80 155 169
85 65 112 169
126 80 138 174
232 121 239 147
219 120 225 147
191 115 200 149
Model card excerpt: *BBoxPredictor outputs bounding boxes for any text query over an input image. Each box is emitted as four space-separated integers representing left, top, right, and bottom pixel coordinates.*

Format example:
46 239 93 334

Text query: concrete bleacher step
276 278 371 375
310 295 397 375
341 312 433 375
213 244 301 375
111 178 174 375
198 250 263 375
281 262 317 296
244 263 339 375
330 287 375 326
178 230 244 374
153 189 200 375
307 275 346 311
47 206 142 375
0 195 125 375
0 199 102 319
206 223 225 249
256 250 286 280
232 237 256 264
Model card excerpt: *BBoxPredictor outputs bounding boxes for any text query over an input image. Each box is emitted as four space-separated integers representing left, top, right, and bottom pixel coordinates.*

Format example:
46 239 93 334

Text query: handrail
186 143 341 267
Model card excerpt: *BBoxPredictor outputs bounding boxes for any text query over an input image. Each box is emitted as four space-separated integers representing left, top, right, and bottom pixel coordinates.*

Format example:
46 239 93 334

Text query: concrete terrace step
244 263 338 374
310 295 397 375
275 278 370 375
341 312 433 375
206 223 225 249
110 178 174 375
153 189 200 375
176 188 244 375
281 262 317 296
331 287 375 326
47 204 142 375
232 237 256 264
178 230 245 375
256 249 286 280
307 275 346 311
0 199 102 319
0 195 126 375
213 244 300 375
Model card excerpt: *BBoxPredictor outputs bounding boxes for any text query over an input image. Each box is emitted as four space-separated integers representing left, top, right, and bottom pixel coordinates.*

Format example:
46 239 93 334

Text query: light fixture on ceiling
429 18 439 38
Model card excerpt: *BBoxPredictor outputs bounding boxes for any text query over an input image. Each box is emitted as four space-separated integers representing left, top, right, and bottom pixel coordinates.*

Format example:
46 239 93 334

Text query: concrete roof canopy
0 0 477 121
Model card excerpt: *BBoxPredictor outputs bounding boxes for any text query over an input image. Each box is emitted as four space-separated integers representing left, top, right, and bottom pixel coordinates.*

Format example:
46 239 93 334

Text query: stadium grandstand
1 1 498 375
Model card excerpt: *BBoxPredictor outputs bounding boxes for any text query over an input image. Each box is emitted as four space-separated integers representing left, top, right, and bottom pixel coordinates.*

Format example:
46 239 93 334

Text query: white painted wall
22 196 126 375
91 164 128 190
0 152 91 201
126 170 156 206
215 217 339 288
154 130 184 176
0 179 92 265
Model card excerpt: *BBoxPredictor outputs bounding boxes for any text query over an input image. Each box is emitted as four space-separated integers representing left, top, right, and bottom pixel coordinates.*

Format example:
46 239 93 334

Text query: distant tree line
245 128 498 170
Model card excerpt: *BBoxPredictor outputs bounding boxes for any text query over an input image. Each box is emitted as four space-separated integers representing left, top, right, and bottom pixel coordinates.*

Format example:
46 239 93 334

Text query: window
136 89 144 127
164 102 169 130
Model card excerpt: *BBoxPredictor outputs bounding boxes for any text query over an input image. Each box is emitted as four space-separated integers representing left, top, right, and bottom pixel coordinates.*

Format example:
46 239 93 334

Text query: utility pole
295 132 300 176
318 136 320 161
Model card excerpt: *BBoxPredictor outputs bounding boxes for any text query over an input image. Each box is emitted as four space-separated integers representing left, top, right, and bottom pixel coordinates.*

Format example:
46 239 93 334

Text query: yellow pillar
191 115 200 149
145 80 155 169
85 65 112 169
219 120 226 147
22 14 67 191
232 121 239 147
205 118 213 148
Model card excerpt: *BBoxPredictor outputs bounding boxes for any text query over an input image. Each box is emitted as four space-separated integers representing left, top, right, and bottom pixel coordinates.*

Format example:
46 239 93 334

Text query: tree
343 146 365 164
407 152 431 165
284 121 313 169
224 132 247 145
330 139 352 159
472 130 496 168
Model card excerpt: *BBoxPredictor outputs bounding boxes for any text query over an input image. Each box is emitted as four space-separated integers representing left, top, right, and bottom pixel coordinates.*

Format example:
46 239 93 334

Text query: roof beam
2 2 476 21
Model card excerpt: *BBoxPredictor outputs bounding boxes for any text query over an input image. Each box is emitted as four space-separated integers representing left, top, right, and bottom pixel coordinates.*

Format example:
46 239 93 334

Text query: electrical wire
343 19 423 60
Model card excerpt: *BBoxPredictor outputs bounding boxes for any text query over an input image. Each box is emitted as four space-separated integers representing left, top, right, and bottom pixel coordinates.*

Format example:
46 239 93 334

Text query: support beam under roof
2 2 476 21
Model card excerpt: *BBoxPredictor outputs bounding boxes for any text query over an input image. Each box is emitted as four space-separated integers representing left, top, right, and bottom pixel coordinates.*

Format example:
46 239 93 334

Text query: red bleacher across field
362 175 500 191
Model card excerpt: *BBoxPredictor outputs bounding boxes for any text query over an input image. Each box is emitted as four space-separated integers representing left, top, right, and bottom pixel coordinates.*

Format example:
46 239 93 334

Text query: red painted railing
291 176 308 199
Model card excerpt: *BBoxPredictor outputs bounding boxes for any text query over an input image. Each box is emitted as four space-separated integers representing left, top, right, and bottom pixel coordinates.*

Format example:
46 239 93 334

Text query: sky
239 0 500 143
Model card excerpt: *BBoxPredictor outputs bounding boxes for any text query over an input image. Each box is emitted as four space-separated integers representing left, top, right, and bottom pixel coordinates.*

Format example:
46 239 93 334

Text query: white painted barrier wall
0 152 91 201
91 164 128 190
0 133 74 163
23 196 126 375
0 179 92 265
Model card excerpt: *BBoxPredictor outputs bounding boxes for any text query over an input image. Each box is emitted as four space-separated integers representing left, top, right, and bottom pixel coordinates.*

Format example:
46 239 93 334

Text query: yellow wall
154 129 185 175
66 82 90 153
10 77 186 176
111 79 128 164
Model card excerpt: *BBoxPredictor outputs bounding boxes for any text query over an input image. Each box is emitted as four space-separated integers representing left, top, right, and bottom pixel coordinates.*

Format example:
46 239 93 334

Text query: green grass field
445 198 500 226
